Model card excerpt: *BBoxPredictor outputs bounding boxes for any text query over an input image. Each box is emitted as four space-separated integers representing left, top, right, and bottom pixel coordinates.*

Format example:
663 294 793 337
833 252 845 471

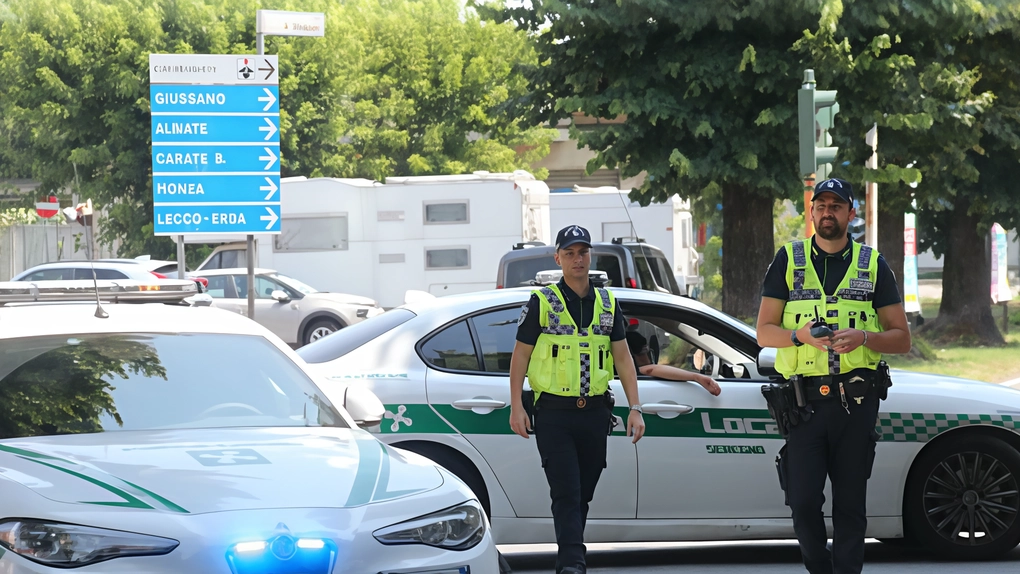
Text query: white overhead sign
257 10 325 37
149 54 278 86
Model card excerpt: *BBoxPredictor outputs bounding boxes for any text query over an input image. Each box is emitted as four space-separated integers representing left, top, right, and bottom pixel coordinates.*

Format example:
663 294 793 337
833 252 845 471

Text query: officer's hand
627 410 645 443
830 328 864 354
797 324 833 352
509 407 531 439
697 375 721 396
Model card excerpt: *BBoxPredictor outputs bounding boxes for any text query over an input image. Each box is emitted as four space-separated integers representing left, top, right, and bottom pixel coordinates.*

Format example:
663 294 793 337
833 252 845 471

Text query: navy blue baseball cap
812 178 854 204
555 225 592 250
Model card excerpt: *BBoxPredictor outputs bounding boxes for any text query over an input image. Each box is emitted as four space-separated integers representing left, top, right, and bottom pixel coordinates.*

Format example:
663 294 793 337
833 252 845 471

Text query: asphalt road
500 540 1020 573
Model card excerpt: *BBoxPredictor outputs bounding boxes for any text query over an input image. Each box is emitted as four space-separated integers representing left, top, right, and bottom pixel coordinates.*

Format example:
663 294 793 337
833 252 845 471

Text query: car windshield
0 333 347 439
271 273 319 295
506 254 623 288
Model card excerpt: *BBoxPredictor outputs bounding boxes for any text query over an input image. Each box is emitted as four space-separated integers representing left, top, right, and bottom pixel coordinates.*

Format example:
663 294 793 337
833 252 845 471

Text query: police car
299 286 1020 561
0 279 497 573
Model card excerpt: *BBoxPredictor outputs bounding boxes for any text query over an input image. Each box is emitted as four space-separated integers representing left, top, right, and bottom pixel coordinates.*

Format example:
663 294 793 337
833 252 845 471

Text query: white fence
0 224 118 281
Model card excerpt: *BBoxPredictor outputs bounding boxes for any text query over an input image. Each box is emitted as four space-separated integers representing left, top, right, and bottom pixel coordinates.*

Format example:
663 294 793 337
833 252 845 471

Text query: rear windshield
505 254 624 288
298 309 416 363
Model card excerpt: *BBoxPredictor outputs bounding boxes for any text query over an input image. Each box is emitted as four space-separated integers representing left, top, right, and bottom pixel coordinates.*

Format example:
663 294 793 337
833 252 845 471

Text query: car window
657 258 683 295
203 252 222 269
22 268 74 281
593 254 624 288
75 268 128 280
0 333 347 438
205 275 235 298
504 255 557 288
254 276 285 299
153 264 180 274
470 307 520 373
220 249 244 269
232 275 249 299
419 320 480 372
298 309 416 363
632 255 657 291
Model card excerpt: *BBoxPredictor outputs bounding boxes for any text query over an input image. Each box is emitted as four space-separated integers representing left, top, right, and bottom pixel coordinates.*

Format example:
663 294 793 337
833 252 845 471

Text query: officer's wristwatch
791 330 804 347
630 405 643 414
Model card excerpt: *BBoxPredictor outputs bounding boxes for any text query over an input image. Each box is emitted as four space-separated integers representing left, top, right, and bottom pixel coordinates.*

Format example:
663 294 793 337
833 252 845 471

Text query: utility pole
864 124 878 247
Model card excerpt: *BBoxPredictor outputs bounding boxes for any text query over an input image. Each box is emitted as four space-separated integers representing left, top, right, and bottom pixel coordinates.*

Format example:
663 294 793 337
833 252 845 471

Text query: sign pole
249 29 263 320
177 236 186 278
865 124 878 247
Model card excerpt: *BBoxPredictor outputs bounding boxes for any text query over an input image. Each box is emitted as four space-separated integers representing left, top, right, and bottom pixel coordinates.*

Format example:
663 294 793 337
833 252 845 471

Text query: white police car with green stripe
0 280 496 573
300 287 1020 561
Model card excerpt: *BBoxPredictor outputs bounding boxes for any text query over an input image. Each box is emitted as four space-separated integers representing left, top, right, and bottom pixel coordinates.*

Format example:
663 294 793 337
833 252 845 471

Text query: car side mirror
270 290 291 303
343 385 386 431
757 347 779 378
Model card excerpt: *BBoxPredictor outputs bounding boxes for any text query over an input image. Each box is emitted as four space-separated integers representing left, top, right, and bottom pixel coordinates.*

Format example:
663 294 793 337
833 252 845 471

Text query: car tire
904 433 1020 560
303 318 341 346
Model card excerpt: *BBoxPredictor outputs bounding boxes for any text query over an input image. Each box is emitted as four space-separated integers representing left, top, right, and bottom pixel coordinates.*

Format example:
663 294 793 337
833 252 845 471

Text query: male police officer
509 224 645 574
756 178 911 574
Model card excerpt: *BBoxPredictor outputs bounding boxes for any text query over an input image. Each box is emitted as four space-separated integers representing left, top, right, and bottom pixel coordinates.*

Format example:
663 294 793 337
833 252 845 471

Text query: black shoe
560 568 584 574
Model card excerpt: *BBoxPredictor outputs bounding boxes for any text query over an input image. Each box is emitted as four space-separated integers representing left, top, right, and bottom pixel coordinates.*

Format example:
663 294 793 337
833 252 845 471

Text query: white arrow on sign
258 87 277 111
260 177 279 200
259 117 278 140
259 147 278 170
260 206 279 230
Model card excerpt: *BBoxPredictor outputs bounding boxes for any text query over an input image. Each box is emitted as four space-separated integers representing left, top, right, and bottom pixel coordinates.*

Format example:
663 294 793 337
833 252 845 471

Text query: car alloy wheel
303 318 342 346
905 434 1020 559
922 450 1019 545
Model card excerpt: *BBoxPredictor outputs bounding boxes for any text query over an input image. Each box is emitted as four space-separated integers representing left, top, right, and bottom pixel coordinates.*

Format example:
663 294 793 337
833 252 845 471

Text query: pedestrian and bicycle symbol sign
150 53 282 235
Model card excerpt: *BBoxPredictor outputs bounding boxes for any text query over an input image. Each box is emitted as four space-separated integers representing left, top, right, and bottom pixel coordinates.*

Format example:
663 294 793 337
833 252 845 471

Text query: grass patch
889 298 1020 382
885 332 1020 382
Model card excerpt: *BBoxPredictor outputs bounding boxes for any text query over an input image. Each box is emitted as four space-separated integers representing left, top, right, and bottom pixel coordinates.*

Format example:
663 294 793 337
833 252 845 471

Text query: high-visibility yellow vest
775 239 883 377
527 284 615 398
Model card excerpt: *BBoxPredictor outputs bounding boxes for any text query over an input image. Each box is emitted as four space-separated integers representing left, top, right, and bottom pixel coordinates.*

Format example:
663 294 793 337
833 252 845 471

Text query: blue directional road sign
150 53 281 236
153 175 280 204
154 204 281 234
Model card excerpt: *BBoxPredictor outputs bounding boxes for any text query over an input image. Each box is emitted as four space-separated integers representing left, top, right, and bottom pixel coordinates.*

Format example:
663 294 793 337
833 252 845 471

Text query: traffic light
798 69 839 178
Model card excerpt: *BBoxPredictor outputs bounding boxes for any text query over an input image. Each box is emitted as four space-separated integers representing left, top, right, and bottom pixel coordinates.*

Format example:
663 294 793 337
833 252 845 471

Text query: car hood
889 368 1020 411
0 428 441 515
307 292 378 307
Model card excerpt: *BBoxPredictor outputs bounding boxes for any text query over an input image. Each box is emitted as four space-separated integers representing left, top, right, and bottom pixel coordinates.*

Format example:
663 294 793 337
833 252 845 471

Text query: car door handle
452 399 507 410
641 402 695 415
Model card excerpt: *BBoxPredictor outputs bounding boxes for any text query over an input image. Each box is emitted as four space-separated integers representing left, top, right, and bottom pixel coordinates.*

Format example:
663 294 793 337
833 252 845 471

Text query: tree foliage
0 0 553 259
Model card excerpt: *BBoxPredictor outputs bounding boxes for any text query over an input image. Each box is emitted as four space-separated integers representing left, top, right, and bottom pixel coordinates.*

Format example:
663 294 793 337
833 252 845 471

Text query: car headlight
0 520 179 568
372 500 485 550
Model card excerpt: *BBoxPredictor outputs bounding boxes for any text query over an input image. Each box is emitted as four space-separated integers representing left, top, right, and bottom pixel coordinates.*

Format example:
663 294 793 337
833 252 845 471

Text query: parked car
197 268 385 347
99 255 183 276
496 238 684 296
14 261 180 282
0 280 498 573
298 286 1020 560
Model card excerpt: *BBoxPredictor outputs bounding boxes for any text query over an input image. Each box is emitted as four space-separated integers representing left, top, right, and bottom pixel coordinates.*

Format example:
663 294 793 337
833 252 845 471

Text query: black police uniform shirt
516 278 627 345
760 235 902 308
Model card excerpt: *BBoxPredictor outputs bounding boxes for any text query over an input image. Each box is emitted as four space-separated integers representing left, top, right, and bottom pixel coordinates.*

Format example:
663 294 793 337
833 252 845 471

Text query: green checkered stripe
877 413 1020 442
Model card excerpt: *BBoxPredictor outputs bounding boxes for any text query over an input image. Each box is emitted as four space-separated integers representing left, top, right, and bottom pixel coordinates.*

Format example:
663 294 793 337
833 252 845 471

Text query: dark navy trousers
534 405 610 574
784 392 880 574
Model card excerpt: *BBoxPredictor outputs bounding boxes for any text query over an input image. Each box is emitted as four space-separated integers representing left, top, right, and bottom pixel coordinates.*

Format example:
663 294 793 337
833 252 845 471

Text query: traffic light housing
798 70 839 178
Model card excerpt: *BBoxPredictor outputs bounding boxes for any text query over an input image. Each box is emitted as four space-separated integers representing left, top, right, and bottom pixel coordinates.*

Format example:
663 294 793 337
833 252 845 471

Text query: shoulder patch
518 304 529 326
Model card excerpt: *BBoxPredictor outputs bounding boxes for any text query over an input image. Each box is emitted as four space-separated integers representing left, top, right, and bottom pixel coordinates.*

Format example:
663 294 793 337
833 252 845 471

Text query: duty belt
804 375 875 403
536 392 608 410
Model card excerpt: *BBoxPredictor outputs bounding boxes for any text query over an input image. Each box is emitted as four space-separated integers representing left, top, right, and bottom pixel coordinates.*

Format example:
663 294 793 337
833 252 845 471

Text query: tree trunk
877 203 905 301
916 197 1004 346
721 184 775 322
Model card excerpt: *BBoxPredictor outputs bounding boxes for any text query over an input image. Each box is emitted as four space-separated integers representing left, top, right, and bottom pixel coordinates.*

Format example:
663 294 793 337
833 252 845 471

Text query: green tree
483 0 857 321
803 0 1020 345
0 0 552 259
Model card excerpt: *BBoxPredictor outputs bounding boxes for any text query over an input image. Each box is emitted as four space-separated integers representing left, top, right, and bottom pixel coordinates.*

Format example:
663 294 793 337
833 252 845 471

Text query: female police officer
756 178 911 574
508 224 645 574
